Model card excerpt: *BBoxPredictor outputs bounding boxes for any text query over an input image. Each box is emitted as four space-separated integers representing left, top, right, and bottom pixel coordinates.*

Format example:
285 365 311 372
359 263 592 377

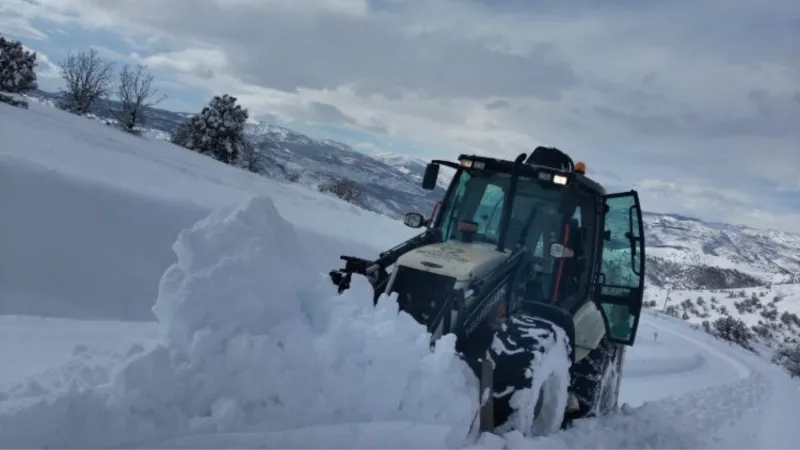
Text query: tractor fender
572 301 607 362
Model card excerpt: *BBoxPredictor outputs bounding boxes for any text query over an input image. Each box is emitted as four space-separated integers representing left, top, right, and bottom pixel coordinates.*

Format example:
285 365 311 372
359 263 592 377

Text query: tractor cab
399 147 646 346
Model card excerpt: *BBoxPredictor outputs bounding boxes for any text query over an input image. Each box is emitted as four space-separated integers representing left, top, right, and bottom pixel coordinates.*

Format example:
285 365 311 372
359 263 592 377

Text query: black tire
489 314 572 436
569 336 623 420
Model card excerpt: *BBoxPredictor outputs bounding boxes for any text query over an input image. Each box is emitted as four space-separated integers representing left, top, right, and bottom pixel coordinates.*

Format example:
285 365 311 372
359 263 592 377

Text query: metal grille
391 267 456 328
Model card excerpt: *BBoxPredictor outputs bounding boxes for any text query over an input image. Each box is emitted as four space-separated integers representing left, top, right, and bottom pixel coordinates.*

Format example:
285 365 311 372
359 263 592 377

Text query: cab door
594 190 646 345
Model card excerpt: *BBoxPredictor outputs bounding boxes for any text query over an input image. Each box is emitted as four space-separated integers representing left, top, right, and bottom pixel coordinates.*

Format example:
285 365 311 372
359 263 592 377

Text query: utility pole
662 288 672 311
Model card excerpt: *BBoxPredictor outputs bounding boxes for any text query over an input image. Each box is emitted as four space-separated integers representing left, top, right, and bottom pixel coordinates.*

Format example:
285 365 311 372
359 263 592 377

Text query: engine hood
395 241 510 282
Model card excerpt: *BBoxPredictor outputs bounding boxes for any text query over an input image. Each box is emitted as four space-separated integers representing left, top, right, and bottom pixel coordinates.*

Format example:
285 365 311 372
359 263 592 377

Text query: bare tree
112 63 166 133
58 48 114 115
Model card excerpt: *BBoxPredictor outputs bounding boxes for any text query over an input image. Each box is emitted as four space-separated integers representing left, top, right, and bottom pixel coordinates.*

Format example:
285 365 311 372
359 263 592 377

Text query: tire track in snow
623 352 706 378
642 316 751 379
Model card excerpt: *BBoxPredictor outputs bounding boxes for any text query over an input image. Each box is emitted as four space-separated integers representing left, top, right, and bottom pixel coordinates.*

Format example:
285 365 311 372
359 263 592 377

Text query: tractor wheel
489 314 572 437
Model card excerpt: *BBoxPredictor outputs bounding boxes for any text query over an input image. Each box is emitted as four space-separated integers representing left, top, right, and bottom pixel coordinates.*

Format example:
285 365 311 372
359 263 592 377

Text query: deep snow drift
0 196 479 448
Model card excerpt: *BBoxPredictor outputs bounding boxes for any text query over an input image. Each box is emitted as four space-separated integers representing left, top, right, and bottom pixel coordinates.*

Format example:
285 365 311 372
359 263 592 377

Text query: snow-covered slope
2 99 800 448
0 100 416 320
25 90 800 295
371 150 455 190
644 284 800 347
25 90 447 219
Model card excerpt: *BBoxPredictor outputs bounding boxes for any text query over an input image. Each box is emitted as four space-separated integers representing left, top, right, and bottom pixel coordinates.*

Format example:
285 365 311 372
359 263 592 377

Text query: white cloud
636 179 800 232
2 0 799 230
134 48 228 79
29 49 60 80
209 0 369 16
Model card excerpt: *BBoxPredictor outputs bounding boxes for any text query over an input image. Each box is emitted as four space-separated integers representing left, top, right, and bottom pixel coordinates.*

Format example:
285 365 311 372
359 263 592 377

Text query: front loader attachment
329 256 380 293
328 231 435 301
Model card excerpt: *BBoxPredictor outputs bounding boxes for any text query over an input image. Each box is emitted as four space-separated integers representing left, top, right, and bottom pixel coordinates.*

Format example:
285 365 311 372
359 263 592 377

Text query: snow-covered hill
22 91 800 291
25 90 447 219
644 213 800 290
644 284 800 347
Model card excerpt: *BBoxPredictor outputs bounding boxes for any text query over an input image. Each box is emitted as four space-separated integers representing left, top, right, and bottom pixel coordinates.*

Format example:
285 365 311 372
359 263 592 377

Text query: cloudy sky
2 0 799 231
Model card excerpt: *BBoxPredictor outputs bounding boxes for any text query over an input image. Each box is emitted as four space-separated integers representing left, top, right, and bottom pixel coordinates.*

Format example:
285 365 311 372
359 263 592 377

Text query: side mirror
403 212 425 228
549 243 575 259
422 163 439 190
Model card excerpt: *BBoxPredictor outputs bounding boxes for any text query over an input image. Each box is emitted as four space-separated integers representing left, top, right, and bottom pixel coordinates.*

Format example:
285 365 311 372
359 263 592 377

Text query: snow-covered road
626 314 800 449
621 316 747 406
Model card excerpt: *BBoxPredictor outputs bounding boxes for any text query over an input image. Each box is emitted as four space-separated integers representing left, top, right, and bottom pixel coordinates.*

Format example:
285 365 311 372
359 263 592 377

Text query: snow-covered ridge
643 213 800 289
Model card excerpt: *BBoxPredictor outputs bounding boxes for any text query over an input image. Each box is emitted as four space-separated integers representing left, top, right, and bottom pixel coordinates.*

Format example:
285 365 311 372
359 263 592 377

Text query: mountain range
24 90 800 293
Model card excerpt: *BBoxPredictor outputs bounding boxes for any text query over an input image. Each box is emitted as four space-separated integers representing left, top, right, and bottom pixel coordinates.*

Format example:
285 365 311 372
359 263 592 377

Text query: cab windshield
437 169 564 254
436 167 586 305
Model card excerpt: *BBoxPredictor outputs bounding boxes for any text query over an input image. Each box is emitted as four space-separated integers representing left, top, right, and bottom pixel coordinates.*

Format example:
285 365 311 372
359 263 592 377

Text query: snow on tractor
329 146 646 437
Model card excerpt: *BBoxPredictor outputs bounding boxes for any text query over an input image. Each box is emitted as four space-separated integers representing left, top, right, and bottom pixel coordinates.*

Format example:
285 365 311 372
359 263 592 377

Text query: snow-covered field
2 102 800 448
645 285 800 346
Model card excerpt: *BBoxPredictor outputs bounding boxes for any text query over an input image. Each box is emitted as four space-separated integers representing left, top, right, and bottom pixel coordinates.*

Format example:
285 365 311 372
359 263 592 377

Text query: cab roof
455 153 607 196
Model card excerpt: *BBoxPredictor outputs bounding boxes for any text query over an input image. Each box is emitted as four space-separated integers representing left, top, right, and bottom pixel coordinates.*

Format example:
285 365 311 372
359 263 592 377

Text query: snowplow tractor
329 146 646 437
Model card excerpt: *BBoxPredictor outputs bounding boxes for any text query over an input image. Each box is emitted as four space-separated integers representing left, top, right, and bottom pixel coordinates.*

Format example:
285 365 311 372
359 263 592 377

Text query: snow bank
0 195 479 448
